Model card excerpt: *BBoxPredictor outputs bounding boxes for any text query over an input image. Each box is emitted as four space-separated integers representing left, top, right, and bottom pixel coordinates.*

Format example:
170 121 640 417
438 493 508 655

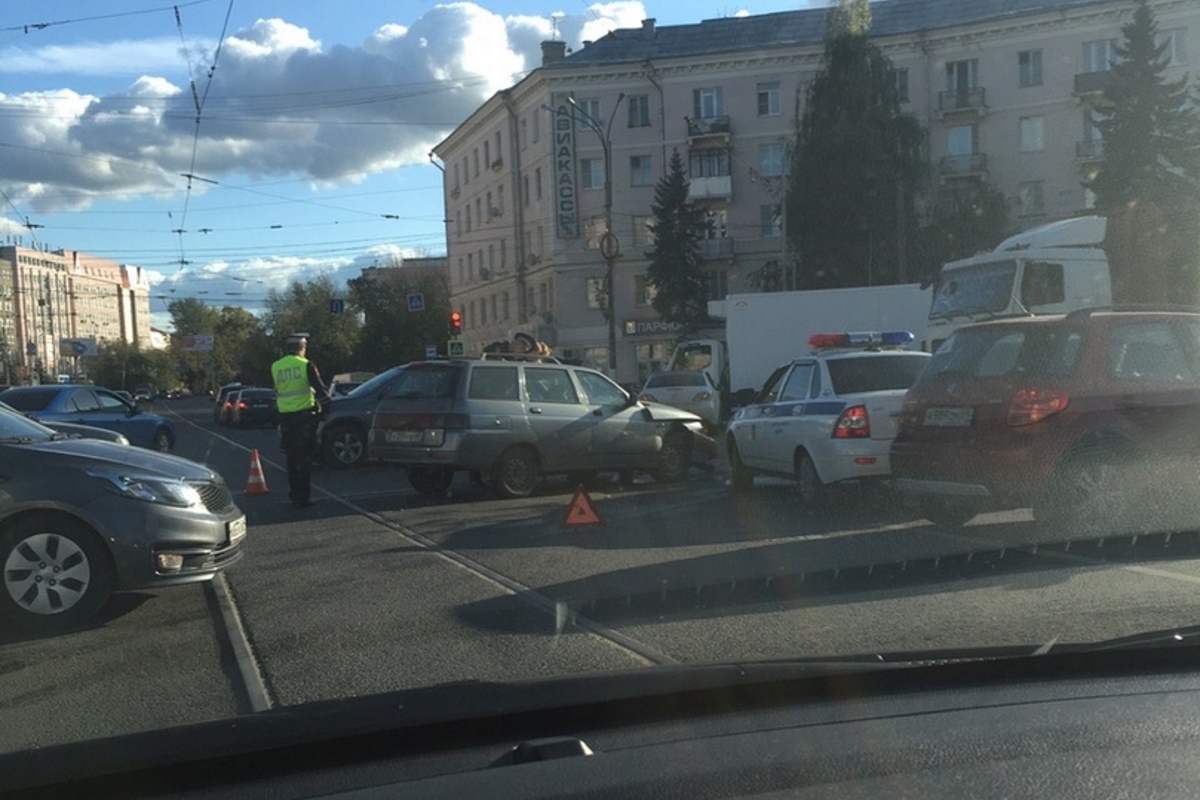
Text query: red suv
891 309 1200 531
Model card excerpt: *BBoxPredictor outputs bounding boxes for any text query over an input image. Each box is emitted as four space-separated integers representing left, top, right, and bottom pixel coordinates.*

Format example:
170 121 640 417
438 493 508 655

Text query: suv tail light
1007 388 1069 427
833 405 870 438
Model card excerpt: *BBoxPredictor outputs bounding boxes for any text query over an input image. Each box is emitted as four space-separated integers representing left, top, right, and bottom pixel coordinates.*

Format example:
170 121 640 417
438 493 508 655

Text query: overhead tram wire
0 0 217 36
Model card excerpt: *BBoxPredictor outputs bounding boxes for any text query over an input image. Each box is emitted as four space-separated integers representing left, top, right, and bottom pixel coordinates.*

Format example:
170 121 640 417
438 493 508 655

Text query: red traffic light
450 311 463 332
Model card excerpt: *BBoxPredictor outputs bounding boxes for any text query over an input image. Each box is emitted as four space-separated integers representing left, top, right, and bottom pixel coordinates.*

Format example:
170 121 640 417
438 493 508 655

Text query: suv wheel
152 427 173 452
0 515 114 632
795 451 828 509
729 442 754 492
1037 450 1128 533
323 423 366 469
654 431 691 484
920 499 978 528
408 466 454 495
494 447 540 499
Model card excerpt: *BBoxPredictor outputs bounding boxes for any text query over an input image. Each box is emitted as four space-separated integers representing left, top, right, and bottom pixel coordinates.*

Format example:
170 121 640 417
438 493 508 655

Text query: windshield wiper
930 305 1003 321
0 436 39 444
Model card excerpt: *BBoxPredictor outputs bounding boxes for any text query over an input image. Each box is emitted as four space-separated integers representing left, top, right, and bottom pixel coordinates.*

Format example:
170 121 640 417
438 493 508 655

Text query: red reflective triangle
562 485 604 528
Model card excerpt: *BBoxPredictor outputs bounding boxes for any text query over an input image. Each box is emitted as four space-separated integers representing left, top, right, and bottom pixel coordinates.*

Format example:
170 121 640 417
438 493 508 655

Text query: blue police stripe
803 401 847 416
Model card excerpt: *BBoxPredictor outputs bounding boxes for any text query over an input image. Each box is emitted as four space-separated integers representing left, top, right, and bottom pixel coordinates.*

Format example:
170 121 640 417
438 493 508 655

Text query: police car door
763 361 817 473
732 364 789 474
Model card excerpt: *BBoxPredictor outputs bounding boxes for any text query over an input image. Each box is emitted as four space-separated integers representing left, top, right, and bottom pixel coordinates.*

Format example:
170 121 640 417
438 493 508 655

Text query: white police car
725 332 931 507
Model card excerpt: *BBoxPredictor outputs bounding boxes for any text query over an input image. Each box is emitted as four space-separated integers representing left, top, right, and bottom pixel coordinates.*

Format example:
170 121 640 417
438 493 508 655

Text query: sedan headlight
88 470 202 508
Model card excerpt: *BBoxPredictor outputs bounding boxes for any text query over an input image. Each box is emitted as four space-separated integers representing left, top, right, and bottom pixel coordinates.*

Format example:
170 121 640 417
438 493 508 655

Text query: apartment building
433 0 1196 384
0 245 152 382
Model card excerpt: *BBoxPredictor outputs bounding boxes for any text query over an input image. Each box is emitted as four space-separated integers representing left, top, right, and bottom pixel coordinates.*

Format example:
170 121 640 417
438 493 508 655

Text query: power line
0 0 217 35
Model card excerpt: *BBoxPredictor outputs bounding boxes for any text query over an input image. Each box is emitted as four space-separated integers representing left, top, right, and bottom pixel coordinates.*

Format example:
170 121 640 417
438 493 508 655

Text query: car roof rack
1065 304 1200 320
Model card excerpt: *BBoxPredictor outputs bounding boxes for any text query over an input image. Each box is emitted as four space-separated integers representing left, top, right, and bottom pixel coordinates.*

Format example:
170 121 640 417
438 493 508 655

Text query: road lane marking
208 573 273 712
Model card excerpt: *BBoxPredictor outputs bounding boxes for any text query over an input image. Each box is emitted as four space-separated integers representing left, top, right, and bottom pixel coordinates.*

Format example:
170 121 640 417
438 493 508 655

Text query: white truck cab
924 216 1112 352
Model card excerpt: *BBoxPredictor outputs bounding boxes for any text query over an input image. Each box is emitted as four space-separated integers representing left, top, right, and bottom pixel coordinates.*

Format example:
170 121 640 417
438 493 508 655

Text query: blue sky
0 1 824 330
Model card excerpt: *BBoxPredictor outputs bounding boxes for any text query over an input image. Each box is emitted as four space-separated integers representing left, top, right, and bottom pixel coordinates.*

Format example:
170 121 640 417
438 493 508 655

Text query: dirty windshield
3 0 1200 793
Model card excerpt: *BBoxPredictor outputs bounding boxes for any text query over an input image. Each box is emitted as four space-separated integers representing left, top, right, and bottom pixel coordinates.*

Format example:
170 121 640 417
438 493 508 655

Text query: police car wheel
729 444 754 492
795 451 828 509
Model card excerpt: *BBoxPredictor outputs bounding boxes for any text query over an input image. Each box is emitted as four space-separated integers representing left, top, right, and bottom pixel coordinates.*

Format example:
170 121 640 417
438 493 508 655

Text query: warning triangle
562 485 604 528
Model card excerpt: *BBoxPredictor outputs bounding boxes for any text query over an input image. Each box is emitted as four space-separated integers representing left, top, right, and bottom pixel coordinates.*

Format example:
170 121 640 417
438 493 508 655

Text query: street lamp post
565 94 624 374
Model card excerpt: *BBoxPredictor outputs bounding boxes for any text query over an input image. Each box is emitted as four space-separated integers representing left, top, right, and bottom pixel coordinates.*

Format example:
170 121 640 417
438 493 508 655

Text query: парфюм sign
623 319 684 336
551 93 578 240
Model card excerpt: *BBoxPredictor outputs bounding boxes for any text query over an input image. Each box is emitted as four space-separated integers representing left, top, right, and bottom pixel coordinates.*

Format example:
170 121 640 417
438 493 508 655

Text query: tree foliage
348 263 453 372
90 341 175 393
786 0 926 288
915 183 1011 284
262 274 361 375
1089 0 1200 304
646 149 709 334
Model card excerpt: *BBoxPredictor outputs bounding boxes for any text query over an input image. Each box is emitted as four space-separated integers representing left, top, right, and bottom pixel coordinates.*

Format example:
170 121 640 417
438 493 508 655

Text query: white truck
667 283 933 402
923 215 1113 351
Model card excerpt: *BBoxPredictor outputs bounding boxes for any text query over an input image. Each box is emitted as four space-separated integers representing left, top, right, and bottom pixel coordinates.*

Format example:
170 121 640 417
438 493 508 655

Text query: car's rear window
645 373 706 388
0 388 58 411
387 365 460 400
826 355 930 394
468 367 519 400
927 326 1083 380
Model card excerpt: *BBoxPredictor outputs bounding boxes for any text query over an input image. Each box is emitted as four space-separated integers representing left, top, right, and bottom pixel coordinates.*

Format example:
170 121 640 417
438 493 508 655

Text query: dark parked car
892 309 1200 530
213 382 244 425
318 365 407 468
229 387 278 428
0 403 244 631
0 385 176 451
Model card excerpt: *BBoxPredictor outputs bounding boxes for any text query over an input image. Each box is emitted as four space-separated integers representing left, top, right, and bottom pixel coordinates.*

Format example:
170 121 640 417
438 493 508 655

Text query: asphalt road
5 395 1200 753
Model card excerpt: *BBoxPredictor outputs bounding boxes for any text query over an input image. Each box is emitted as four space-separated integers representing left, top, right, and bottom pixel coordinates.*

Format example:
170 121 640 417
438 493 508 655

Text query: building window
462 157 469 184
703 270 728 302
469 299 476 328
758 143 784 177
581 158 605 190
689 149 730 178
1019 115 1045 152
535 167 543 200
757 82 780 116
630 155 653 186
480 296 487 325
457 257 465 284
760 204 782 237
1161 29 1189 66
497 184 504 214
500 238 507 269
532 109 541 143
473 148 480 176
475 198 482 227
490 294 497 322
693 87 724 119
456 210 462 237
523 174 530 207
465 206 472 233
483 141 490 170
703 209 728 240
1019 49 1043 87
488 244 495 271
632 215 655 248
889 67 910 102
586 277 606 310
539 282 548 314
634 275 658 307
579 98 601 123
1083 39 1117 72
628 94 650 127
584 216 609 249
467 253 474 282
502 291 510 321
493 131 502 165
945 59 979 92
520 117 527 148
947 124 978 156
1018 181 1045 217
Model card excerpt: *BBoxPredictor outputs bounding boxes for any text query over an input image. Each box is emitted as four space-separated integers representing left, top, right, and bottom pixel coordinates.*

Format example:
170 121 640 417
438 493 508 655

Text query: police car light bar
808 331 915 349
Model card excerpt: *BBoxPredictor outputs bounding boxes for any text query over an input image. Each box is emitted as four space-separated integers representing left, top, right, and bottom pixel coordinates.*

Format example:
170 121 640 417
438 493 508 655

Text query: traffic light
450 310 463 335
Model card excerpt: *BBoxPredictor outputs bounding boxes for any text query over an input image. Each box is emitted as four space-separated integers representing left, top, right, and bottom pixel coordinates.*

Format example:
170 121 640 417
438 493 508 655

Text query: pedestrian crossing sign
448 339 465 357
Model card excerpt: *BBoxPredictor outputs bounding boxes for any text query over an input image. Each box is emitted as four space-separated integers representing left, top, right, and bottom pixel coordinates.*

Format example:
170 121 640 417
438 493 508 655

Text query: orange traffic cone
245 449 269 495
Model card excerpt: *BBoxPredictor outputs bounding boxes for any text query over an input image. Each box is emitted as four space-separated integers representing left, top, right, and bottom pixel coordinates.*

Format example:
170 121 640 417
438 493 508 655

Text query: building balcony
700 238 734 259
938 87 987 117
688 175 733 200
1074 70 1111 97
939 153 988 179
688 115 731 139
1075 139 1105 162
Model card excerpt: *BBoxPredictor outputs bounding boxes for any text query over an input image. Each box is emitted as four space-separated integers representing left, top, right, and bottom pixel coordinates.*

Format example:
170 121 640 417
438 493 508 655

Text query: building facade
433 0 1196 384
0 245 153 383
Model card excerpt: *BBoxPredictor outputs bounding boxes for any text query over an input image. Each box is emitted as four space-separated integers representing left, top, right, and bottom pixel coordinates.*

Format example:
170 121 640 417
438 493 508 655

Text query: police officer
271 334 329 508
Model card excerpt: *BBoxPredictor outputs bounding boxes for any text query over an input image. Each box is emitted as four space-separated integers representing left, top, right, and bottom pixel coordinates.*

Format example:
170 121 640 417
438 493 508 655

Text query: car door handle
529 407 543 414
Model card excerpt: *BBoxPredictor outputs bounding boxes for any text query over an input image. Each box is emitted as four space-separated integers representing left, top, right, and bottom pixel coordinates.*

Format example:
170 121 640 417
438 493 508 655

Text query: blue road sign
329 298 345 314
407 293 425 312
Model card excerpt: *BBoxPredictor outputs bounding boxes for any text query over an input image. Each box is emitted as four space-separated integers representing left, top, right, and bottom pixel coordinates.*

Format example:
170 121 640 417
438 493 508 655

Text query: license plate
924 407 974 427
386 429 424 444
227 517 247 545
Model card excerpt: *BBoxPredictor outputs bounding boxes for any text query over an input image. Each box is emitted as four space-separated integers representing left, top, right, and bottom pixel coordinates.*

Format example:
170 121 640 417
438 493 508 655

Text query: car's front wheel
152 427 174 451
407 466 455 496
0 515 115 632
654 431 691 484
494 446 540 499
323 423 366 469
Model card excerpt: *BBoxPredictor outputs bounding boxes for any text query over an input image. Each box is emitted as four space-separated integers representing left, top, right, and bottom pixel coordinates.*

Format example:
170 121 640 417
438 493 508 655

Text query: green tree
167 298 222 392
645 149 709 334
262 274 361 374
786 0 926 288
348 263 452 371
916 183 1011 284
90 342 175 392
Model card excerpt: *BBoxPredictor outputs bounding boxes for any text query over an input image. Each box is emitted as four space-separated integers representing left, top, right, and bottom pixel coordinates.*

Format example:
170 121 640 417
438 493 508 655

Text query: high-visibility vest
272 354 314 413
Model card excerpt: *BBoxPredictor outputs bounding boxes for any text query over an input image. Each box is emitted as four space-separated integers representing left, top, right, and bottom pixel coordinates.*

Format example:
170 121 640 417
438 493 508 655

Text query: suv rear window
387 365 460 399
826 355 929 394
929 327 1083 380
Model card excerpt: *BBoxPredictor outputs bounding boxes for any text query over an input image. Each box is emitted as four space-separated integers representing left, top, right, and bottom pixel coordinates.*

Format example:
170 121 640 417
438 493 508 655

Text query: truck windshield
930 261 1017 319
672 344 715 372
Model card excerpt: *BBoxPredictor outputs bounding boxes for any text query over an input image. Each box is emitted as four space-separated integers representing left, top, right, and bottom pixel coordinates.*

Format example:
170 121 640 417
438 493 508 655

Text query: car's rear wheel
729 442 754 492
407 466 454 496
1037 449 1129 534
920 498 978 528
0 515 114 632
795 451 828 509
323 423 366 469
494 446 540 499
152 427 173 452
654 431 691 484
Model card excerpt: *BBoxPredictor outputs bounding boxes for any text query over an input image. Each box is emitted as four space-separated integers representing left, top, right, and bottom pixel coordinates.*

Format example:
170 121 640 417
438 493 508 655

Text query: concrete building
433 0 1197 384
0 245 153 383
